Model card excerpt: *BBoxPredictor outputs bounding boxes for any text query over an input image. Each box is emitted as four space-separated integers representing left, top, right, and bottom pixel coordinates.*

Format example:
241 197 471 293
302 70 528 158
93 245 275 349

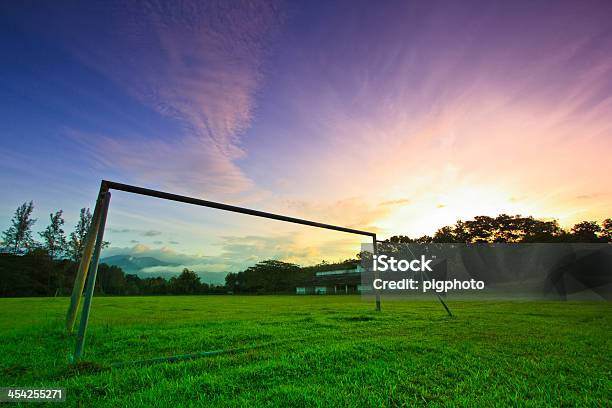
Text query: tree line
224 259 360 294
0 201 227 296
1 201 99 261
386 214 612 244
0 249 226 297
223 215 612 294
1 201 610 297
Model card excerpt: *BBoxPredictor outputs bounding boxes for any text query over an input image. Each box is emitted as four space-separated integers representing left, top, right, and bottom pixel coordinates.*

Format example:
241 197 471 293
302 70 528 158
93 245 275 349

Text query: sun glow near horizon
0 0 610 269
375 185 603 238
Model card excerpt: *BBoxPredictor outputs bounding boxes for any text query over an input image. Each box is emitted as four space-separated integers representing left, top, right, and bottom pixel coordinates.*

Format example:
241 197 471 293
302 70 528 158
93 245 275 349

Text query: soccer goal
65 180 380 362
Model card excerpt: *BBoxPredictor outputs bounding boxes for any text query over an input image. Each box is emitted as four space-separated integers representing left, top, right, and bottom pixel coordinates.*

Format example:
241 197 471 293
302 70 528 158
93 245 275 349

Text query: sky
1 0 611 277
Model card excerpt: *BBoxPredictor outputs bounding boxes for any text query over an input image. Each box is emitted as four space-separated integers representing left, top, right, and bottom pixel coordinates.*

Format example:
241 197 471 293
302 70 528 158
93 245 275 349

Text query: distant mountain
101 255 175 275
100 255 228 285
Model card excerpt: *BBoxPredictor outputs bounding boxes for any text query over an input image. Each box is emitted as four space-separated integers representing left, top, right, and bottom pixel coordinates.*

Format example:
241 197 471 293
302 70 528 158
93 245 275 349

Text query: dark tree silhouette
67 208 92 262
602 219 612 242
571 221 603 243
228 260 304 294
2 201 37 254
433 226 457 243
39 210 67 258
398 214 607 244
169 268 202 294
67 208 109 262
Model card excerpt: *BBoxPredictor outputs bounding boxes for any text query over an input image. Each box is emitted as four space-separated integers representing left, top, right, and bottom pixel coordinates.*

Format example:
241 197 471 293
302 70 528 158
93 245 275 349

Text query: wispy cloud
3 0 610 246
56 0 284 196
256 1 612 234
379 199 411 207
103 226 363 279
108 228 134 234
109 227 162 237
279 197 392 232
575 194 602 200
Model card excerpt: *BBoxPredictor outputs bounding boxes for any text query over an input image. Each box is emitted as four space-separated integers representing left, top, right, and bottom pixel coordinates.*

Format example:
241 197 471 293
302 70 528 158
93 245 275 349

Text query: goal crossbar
104 180 376 238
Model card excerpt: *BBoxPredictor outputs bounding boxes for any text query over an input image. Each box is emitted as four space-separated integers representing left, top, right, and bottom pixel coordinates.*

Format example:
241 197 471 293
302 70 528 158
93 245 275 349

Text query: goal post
66 180 380 361
65 183 109 332
73 190 111 361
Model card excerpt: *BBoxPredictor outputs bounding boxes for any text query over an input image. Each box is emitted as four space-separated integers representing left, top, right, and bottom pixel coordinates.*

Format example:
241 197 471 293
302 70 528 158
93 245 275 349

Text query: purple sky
1 0 611 275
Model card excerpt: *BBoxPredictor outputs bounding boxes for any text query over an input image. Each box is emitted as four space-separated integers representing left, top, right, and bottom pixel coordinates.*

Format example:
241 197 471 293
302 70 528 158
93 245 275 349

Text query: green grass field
1 296 610 407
